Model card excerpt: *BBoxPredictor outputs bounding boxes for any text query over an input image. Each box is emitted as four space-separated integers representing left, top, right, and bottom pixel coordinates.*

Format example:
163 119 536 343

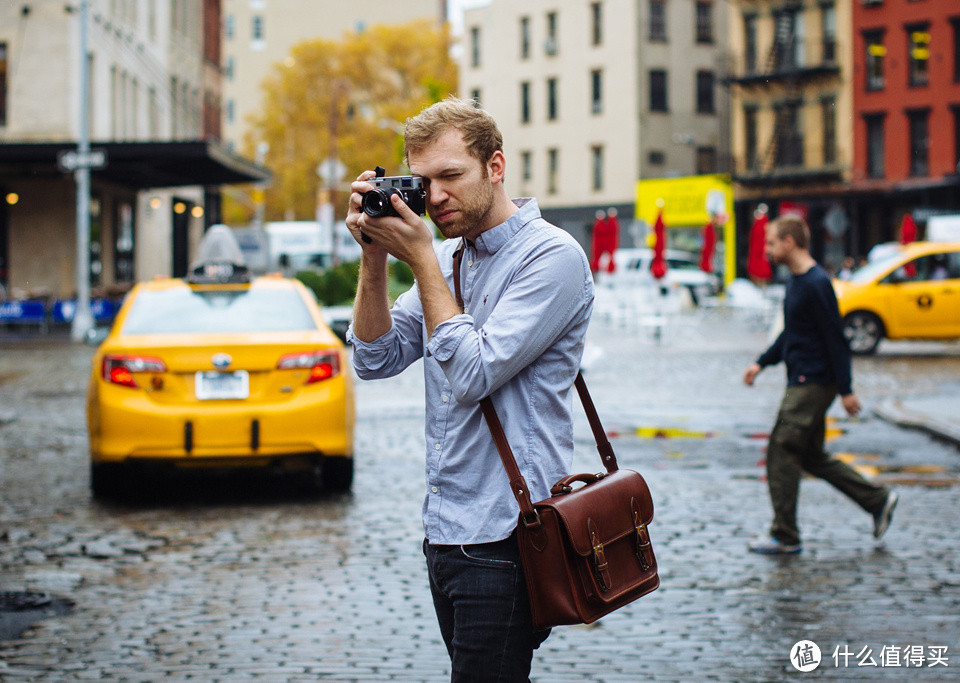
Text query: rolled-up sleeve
348 285 425 379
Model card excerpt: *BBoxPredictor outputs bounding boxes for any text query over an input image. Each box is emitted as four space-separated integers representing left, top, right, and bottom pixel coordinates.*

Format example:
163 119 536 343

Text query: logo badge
212 353 232 369
790 640 822 672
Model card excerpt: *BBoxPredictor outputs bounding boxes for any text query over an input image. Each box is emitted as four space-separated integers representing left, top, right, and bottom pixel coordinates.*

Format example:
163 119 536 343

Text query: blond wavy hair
404 97 503 165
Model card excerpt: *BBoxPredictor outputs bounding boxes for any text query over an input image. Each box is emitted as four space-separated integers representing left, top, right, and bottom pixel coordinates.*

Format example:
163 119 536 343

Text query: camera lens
361 189 388 217
361 188 400 218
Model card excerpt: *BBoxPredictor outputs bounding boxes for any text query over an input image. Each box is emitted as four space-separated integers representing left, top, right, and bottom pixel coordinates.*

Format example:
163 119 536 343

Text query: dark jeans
767 383 889 546
423 533 551 682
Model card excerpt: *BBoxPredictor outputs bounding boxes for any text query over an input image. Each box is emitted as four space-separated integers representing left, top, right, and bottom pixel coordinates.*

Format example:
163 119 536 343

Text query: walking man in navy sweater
743 214 898 554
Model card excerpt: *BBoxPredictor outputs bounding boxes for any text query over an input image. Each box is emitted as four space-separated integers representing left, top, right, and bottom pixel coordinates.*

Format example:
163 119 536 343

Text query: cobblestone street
1 309 959 681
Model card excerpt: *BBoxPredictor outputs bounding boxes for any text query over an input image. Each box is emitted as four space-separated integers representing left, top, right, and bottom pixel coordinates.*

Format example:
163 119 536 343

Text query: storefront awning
0 140 270 189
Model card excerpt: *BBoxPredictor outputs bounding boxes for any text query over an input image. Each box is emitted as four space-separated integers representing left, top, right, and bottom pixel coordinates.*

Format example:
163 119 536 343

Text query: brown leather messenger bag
453 244 660 629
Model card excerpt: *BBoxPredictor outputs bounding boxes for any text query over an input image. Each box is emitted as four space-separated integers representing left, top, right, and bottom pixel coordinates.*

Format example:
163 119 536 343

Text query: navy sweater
757 264 853 396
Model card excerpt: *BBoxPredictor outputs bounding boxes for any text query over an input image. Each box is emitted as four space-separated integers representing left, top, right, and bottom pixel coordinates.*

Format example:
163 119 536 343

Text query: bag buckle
633 509 652 571
590 526 610 592
521 509 541 528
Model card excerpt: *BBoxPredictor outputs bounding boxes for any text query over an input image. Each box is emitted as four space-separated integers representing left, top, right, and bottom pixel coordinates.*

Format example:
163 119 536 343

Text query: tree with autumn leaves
225 19 457 225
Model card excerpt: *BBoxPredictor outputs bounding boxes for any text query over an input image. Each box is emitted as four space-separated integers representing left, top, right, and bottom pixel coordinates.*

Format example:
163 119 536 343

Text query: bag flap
534 469 654 557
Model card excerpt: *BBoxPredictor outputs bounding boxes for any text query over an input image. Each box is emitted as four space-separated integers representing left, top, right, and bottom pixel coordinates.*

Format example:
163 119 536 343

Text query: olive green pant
766 383 888 546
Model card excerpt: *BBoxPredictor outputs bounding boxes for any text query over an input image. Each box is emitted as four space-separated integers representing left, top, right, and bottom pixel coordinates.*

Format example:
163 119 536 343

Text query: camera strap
452 239 466 312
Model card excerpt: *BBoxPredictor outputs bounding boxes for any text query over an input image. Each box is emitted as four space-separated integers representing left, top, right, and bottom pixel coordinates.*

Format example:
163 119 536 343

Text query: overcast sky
447 0 489 34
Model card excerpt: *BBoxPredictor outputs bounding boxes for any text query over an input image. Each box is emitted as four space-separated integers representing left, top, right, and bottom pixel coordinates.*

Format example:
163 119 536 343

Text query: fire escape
729 4 841 185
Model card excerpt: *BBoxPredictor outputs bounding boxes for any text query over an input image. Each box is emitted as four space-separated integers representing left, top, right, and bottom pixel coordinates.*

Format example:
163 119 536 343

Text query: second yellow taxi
834 242 960 354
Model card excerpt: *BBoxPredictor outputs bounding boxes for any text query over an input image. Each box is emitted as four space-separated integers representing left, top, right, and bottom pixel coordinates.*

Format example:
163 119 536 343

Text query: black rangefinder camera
361 166 426 218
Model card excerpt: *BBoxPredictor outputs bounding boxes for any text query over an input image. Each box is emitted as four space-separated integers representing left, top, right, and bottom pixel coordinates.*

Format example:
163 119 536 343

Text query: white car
612 248 722 304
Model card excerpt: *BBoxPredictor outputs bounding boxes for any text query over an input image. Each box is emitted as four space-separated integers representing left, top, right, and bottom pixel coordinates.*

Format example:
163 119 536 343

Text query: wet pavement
1 307 959 681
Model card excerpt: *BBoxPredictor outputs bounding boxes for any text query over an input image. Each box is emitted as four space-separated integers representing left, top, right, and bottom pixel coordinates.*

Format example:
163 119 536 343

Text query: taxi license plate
195 371 249 400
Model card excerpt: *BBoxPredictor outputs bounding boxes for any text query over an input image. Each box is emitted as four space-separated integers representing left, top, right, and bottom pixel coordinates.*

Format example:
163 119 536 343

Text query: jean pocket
458 544 518 569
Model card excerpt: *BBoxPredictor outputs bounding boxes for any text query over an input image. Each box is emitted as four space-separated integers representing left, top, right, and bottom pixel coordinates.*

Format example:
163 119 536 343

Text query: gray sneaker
748 536 802 555
873 491 899 539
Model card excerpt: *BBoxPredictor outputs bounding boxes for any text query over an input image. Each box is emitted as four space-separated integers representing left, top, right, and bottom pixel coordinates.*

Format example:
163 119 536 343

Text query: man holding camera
345 98 594 680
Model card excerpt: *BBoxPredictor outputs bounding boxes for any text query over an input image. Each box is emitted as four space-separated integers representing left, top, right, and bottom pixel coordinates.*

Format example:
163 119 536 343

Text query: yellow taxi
86 227 355 497
834 242 960 354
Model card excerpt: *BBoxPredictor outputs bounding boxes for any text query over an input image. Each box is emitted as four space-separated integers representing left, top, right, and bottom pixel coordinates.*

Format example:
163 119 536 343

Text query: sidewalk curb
874 399 960 449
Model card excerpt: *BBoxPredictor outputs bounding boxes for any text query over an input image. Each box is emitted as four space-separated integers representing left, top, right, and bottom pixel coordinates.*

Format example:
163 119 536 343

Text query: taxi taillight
101 354 167 388
277 350 340 384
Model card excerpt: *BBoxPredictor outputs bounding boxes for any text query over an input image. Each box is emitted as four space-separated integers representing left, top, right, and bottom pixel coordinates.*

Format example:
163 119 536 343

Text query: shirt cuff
425 314 473 361
346 323 395 351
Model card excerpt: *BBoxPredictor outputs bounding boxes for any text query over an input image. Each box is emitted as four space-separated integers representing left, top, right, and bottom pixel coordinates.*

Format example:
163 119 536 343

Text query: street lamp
70 0 95 342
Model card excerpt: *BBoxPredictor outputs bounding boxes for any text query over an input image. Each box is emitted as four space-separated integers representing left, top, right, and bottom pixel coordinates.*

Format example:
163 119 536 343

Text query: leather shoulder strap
449 245 617 517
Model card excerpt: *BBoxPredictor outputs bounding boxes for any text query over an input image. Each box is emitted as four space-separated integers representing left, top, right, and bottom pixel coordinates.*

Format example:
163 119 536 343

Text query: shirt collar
473 198 540 255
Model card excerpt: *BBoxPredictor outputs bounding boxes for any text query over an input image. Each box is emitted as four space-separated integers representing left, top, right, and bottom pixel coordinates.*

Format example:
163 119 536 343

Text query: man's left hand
841 393 861 417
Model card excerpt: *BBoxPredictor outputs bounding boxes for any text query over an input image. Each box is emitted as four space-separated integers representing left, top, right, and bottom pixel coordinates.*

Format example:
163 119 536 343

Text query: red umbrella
650 208 667 280
699 220 716 273
900 213 917 277
747 210 772 282
589 210 606 273
605 209 620 273
590 210 620 274
900 213 917 245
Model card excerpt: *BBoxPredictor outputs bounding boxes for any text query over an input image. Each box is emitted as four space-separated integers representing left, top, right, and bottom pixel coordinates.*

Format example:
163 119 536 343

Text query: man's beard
428 176 496 240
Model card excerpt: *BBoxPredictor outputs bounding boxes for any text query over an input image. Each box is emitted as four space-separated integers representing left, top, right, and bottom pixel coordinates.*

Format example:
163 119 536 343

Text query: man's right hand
743 362 761 386
346 170 388 261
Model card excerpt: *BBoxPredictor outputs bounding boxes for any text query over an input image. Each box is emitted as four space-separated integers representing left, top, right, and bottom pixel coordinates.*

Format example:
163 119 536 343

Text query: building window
225 56 235 81
546 12 558 56
252 15 264 41
907 24 930 87
773 8 802 71
0 43 7 127
470 89 482 107
520 81 531 124
696 71 715 114
470 27 481 68
224 14 234 40
148 0 157 39
649 0 666 42
774 101 803 168
908 109 930 176
821 3 836 63
226 99 235 123
591 70 603 114
695 2 713 44
953 106 960 172
547 148 559 194
865 114 885 178
521 151 532 182
821 97 836 165
547 78 559 120
520 16 530 59
148 87 159 137
865 31 885 90
953 18 960 83
649 150 666 165
744 105 758 171
744 14 758 74
591 3 603 46
591 145 604 191
696 147 716 174
649 70 668 112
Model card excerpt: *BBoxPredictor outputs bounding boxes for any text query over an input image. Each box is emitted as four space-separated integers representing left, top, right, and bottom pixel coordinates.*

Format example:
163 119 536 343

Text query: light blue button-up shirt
348 198 594 544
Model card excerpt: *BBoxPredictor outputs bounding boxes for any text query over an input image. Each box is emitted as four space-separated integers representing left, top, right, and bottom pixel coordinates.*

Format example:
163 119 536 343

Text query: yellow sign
635 174 737 287
635 174 734 227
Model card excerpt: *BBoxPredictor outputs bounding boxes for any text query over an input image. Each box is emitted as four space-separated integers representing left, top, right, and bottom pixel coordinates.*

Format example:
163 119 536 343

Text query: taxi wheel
90 463 125 499
843 311 883 355
321 457 354 492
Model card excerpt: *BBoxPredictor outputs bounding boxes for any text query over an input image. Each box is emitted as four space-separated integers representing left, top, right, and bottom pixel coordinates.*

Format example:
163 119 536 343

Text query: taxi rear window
122 287 318 335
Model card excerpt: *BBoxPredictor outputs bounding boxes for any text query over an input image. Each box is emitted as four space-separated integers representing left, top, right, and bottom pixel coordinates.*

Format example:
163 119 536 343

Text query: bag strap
451 242 617 521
